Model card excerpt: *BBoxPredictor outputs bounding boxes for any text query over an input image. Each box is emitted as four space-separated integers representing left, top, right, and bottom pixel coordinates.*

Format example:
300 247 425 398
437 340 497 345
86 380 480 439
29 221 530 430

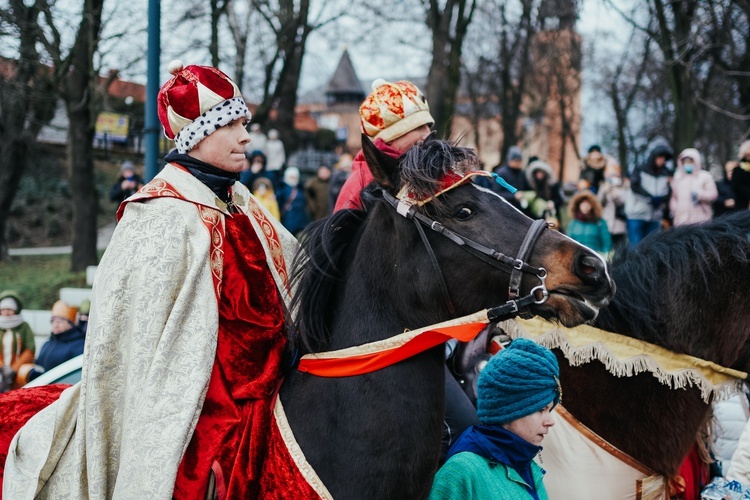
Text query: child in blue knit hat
429 338 560 500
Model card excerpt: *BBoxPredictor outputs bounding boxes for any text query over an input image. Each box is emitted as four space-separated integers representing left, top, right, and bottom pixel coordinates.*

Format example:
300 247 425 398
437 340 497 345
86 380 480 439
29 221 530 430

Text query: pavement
8 222 116 256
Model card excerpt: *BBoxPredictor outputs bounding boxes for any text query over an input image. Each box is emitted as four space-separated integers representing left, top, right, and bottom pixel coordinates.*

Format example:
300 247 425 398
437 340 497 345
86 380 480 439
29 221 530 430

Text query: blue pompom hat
476 338 561 425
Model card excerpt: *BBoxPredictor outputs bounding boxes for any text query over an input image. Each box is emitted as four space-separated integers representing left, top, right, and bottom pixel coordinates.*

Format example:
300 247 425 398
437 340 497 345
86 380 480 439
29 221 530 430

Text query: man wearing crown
334 79 435 211
4 62 298 499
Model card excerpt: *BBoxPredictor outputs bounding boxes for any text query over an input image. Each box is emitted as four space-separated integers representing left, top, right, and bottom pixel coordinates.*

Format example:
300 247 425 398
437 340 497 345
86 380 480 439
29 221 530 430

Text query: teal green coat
429 451 549 500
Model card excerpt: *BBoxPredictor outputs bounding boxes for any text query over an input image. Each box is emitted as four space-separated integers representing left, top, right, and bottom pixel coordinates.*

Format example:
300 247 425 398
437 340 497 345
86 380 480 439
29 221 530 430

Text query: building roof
325 50 364 97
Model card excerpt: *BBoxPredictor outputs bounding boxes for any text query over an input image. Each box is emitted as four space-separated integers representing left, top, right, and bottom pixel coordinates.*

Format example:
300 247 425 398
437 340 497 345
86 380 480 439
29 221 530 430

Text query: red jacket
333 138 401 212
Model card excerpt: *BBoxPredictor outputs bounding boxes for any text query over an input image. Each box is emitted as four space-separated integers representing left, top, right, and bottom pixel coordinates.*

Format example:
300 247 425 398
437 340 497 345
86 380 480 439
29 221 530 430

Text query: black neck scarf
164 150 239 204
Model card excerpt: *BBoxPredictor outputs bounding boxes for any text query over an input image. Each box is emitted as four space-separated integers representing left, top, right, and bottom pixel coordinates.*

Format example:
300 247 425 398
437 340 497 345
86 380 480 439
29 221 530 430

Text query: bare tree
250 0 344 151
0 1 57 259
422 0 477 138
30 0 106 270
225 0 253 90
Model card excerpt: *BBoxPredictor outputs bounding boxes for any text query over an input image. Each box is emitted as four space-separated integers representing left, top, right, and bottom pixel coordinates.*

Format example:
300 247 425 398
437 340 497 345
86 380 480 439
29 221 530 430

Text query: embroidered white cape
3 164 298 499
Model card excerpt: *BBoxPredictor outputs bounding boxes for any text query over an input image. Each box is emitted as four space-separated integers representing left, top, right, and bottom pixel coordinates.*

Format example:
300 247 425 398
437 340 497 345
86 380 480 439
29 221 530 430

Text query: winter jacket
277 183 309 235
713 393 750 476
714 175 739 218
567 219 612 255
492 164 531 211
110 173 145 205
251 179 281 221
430 451 548 500
30 325 85 379
328 169 350 212
305 176 331 221
579 153 608 193
240 150 269 190
625 144 673 221
726 410 750 484
732 161 750 211
265 139 286 172
523 161 563 220
334 139 401 212
669 148 717 226
0 320 35 372
597 178 628 236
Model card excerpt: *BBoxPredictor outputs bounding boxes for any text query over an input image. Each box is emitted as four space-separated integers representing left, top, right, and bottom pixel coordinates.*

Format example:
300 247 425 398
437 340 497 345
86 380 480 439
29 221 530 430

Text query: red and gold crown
157 60 252 153
360 79 434 144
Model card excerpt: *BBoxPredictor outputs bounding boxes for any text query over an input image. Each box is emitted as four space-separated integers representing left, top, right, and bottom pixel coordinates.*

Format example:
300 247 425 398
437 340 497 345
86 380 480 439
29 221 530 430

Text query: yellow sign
95 112 129 142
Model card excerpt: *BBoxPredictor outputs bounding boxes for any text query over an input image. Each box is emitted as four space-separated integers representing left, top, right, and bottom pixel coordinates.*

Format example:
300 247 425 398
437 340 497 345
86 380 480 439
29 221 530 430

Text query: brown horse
0 138 615 498
559 211 750 480
447 212 750 498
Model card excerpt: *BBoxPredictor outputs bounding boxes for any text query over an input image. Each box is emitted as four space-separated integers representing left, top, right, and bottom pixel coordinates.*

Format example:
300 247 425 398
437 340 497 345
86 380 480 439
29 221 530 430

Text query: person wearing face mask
277 166 309 236
669 148 718 226
239 150 269 189
430 338 560 500
251 177 280 220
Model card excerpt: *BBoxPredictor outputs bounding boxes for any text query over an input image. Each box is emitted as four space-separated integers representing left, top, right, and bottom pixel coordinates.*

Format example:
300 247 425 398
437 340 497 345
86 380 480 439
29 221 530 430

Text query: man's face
0 309 15 316
189 118 251 172
654 156 667 168
388 124 431 154
508 159 522 169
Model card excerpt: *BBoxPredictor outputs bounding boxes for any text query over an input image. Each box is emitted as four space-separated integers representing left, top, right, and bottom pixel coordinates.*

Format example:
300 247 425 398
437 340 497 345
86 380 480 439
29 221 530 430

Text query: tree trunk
65 0 105 271
254 0 311 152
425 0 476 139
210 0 225 68
652 0 698 153
0 2 55 259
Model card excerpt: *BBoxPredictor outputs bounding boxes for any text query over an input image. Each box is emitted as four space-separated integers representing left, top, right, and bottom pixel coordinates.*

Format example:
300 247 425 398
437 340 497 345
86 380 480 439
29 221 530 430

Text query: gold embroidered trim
273 397 334 500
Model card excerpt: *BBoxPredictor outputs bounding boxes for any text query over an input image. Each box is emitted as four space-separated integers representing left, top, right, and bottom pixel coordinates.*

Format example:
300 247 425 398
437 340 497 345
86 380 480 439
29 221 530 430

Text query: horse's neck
559 355 709 477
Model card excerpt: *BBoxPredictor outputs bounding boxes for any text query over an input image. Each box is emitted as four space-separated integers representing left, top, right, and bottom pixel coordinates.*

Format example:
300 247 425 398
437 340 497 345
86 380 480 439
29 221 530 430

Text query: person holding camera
109 160 144 205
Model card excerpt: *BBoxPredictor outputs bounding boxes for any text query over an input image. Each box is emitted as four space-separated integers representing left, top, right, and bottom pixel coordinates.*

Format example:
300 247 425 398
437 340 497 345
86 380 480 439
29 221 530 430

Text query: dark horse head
559 211 750 477
292 136 615 353
282 136 615 499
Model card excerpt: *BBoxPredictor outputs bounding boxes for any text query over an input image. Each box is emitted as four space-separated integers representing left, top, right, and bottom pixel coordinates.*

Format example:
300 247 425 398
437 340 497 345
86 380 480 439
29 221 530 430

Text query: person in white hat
0 291 35 392
4 61 298 500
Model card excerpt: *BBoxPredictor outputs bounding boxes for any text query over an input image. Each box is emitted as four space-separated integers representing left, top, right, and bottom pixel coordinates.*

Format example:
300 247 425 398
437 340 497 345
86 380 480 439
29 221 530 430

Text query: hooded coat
625 144 673 222
669 148 717 226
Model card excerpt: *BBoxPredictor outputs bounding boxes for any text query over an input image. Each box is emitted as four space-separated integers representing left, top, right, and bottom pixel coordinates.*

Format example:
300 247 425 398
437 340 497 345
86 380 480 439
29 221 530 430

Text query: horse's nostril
581 264 597 275
576 253 604 281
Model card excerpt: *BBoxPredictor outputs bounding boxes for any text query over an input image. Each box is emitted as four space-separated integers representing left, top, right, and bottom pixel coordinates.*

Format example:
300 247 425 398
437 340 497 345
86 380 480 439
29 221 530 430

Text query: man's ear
362 134 401 191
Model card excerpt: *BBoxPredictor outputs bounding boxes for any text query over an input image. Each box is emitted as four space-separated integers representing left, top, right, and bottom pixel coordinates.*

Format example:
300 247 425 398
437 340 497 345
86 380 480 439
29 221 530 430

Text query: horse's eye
455 207 473 220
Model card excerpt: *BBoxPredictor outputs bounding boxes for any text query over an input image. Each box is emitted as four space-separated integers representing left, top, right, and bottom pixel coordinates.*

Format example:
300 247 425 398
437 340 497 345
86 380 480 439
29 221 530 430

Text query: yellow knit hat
359 79 434 144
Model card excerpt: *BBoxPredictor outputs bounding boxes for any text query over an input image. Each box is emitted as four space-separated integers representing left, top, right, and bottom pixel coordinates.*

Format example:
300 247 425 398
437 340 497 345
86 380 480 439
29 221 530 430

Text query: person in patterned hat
4 61 299 500
333 78 435 211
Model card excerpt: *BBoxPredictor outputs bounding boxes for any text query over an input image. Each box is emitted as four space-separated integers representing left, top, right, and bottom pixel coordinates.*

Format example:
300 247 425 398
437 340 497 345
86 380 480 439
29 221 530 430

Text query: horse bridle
379 189 549 322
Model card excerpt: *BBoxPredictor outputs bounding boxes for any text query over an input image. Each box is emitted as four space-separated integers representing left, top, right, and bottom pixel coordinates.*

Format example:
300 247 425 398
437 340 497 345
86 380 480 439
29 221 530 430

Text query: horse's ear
362 134 401 190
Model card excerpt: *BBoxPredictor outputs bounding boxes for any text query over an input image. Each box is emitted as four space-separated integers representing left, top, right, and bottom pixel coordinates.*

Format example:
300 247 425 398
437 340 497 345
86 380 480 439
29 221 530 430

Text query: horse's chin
532 293 601 327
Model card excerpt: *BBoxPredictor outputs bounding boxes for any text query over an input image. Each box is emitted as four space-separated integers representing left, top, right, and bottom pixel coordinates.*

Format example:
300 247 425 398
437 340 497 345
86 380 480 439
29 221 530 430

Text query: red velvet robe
173 213 286 499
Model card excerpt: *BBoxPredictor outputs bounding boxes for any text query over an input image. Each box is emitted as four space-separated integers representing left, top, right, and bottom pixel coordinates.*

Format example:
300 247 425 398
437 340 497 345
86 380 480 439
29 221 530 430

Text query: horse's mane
596 211 750 343
290 139 479 352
